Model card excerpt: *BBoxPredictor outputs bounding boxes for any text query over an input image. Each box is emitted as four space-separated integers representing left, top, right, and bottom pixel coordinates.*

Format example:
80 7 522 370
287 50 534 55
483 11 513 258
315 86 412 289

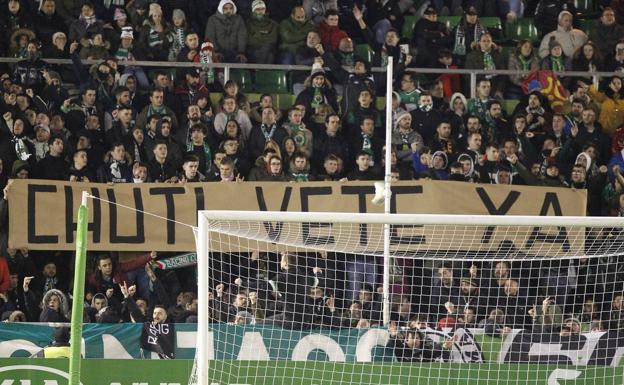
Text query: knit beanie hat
252 0 266 12
149 3 162 18
120 26 133 39
172 8 185 20
310 62 325 78
548 36 562 51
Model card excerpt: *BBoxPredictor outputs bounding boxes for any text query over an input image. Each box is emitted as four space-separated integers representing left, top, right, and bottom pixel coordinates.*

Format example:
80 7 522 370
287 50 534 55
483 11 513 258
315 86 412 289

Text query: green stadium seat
402 16 419 38
277 94 296 110
254 70 289 94
505 18 540 44
438 16 461 31
229 69 253 93
355 44 375 64
575 0 592 10
578 19 599 36
502 99 520 116
480 17 503 39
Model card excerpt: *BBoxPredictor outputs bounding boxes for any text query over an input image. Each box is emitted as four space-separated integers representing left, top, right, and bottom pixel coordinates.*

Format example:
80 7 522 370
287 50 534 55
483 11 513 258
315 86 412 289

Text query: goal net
194 211 624 385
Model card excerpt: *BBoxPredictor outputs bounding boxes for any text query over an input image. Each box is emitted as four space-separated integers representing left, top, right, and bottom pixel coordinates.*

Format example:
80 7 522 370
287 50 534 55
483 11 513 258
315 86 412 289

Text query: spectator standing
451 6 488 66
412 7 451 68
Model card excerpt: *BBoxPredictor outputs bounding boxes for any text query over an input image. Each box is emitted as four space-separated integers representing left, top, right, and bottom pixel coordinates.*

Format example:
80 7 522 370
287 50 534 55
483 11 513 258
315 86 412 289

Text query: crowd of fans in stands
0 0 622 356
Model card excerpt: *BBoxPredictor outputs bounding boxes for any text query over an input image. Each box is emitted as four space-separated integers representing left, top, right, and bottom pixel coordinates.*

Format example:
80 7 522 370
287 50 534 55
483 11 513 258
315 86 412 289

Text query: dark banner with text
7 179 587 253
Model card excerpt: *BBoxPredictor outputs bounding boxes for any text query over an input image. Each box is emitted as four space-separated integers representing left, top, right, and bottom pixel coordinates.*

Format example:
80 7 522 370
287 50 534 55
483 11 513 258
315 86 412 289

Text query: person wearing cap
137 3 172 61
539 10 587 59
114 26 139 62
204 0 248 63
246 0 279 64
168 9 190 61
392 111 424 167
35 0 67 46
295 61 339 115
451 6 487 65
412 6 451 67
540 37 573 74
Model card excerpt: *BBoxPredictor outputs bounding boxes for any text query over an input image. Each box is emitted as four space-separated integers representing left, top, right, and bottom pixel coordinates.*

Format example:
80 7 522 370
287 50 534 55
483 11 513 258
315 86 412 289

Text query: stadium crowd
0 0 622 357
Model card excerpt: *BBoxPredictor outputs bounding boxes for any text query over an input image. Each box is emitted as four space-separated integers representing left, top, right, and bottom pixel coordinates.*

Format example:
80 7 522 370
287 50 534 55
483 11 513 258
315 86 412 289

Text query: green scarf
311 87 323 110
483 50 495 70
518 55 532 71
551 56 564 72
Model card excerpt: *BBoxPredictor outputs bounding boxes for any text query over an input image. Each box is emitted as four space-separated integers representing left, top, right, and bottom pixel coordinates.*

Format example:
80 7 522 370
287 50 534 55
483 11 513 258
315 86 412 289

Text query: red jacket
319 22 348 52
0 257 9 293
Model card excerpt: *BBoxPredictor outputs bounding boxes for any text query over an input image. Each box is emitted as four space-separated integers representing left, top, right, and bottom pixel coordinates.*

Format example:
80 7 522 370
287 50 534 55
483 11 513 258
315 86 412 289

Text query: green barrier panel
0 358 620 385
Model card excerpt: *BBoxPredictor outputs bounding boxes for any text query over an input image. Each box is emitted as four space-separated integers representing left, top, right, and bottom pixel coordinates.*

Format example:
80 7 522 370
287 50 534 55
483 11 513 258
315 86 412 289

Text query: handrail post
470 72 477 99
224 65 231 83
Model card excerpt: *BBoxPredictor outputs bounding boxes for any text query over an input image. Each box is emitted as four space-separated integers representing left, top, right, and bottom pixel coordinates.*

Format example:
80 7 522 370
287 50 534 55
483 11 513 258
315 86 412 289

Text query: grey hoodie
204 0 248 56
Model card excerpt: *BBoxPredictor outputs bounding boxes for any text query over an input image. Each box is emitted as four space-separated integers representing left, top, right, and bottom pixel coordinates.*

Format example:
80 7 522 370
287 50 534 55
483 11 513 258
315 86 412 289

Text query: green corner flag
69 191 89 385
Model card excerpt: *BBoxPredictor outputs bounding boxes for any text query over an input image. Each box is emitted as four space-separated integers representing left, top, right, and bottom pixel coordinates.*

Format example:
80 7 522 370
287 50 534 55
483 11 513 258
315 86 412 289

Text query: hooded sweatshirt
204 0 247 56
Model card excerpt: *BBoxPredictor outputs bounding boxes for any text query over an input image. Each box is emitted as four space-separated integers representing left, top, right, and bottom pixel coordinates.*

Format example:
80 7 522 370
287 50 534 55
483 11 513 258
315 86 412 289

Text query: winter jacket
538 26 588 59
0 257 9 293
278 16 315 54
588 85 624 136
508 54 540 87
68 17 105 42
319 21 348 52
246 15 279 48
204 0 247 56
248 123 289 161
465 48 506 71
590 22 624 57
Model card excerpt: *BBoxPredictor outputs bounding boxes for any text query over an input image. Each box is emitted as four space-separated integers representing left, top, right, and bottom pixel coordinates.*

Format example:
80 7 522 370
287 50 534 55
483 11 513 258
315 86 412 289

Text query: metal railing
0 57 618 98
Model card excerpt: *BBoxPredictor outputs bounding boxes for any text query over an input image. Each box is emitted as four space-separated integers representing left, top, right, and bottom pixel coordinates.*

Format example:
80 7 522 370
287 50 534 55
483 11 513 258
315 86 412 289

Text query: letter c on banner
291 335 345 361
355 329 389 362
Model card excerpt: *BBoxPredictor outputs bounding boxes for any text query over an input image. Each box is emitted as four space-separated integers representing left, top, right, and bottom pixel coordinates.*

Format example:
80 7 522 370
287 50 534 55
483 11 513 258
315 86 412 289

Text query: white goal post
195 210 624 385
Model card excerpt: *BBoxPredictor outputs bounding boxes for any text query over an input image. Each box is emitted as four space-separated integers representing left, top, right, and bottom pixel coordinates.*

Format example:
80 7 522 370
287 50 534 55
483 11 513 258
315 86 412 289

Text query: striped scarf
453 22 486 56
483 50 495 70
148 27 163 47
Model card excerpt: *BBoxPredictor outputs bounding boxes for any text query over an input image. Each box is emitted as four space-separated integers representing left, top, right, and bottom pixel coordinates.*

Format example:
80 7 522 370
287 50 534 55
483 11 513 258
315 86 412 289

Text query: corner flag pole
69 191 89 385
